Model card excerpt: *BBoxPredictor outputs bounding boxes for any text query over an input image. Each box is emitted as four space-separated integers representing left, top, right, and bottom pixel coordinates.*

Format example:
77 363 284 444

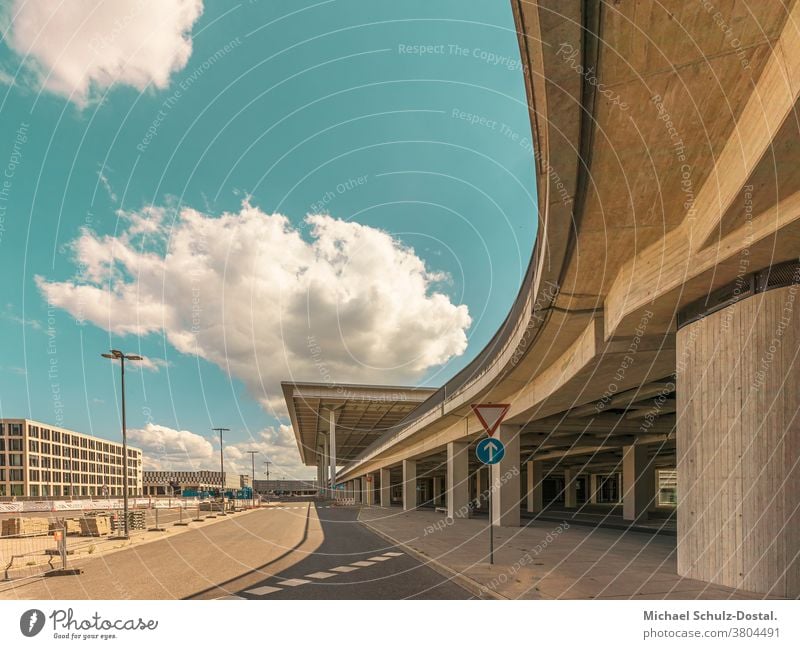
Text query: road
0 503 471 600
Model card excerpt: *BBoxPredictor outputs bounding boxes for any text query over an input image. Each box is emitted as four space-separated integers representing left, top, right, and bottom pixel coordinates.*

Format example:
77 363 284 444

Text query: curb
359 515 507 600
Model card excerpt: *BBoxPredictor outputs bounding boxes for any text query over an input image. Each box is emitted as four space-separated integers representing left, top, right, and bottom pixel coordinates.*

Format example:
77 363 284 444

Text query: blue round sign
475 437 505 465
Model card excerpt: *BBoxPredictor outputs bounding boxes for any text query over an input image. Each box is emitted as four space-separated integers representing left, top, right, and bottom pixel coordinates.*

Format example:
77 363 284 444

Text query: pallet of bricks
78 514 113 537
1 517 50 537
111 510 146 532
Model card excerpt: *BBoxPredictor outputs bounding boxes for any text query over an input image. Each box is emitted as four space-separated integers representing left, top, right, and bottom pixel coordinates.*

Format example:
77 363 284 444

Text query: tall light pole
101 349 142 539
245 450 257 508
212 427 230 515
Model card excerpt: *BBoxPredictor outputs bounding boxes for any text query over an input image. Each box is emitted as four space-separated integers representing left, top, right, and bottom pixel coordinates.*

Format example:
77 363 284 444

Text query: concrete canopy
281 382 437 467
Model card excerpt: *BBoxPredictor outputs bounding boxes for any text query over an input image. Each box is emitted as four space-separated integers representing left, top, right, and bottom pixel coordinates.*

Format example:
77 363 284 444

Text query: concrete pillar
363 475 374 505
564 467 577 508
317 448 325 496
677 284 800 597
447 441 469 519
622 444 652 522
353 478 361 503
326 409 337 498
321 437 329 499
491 425 521 527
432 475 442 506
379 468 391 506
526 460 543 513
588 473 597 504
402 459 416 510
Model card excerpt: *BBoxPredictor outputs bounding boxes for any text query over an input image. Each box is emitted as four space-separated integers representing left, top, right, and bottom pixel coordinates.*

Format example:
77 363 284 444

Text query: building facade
142 469 241 496
0 419 142 498
253 479 317 495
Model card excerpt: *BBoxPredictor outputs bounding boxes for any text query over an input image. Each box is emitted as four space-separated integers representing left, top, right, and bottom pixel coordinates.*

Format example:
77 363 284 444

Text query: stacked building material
110 510 145 532
79 515 112 536
1 517 51 536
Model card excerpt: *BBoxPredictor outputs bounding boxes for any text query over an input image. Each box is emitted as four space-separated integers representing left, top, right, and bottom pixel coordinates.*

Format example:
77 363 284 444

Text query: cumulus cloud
1 0 203 105
128 422 308 478
37 201 472 416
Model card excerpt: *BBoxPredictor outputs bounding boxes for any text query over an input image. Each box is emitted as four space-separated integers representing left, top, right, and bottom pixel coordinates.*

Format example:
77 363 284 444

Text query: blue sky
0 0 536 478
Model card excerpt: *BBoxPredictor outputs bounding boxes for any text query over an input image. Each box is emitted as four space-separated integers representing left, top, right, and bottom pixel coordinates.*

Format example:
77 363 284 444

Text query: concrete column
402 459 416 510
317 448 325 496
321 436 329 499
353 478 361 503
588 473 597 504
379 468 391 506
447 441 469 519
677 284 800 597
363 475 374 505
622 444 654 522
326 409 337 498
526 460 543 513
432 475 442 506
564 467 577 508
491 425 521 527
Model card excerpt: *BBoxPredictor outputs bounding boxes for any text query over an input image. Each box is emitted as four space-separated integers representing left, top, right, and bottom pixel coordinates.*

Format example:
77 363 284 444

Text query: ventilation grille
678 259 800 329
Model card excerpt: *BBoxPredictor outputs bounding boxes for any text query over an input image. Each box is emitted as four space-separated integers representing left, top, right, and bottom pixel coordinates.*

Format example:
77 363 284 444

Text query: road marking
368 556 391 561
306 571 336 579
350 561 375 567
383 552 403 557
329 566 359 573
277 578 311 587
244 586 283 596
217 595 245 600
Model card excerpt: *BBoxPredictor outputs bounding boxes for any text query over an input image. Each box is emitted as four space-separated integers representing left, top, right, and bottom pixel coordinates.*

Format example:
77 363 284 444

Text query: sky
0 0 537 480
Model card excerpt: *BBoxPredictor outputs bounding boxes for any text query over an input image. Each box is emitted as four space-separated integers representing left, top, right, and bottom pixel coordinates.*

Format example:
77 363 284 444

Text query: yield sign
471 403 510 437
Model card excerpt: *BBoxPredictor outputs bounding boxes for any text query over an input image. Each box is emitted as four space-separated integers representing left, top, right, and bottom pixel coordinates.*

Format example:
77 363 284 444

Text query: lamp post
101 349 142 539
212 427 230 515
245 451 257 508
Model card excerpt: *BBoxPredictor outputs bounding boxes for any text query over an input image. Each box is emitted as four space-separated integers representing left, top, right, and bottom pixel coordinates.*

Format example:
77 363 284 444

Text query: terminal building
285 1 800 598
253 479 318 496
0 418 142 498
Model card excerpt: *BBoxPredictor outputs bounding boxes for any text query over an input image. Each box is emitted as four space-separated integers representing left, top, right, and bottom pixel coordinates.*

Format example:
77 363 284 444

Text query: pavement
358 506 769 600
0 502 471 600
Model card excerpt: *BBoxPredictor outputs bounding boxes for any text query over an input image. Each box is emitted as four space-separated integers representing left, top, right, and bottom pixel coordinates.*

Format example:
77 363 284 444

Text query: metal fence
0 498 244 582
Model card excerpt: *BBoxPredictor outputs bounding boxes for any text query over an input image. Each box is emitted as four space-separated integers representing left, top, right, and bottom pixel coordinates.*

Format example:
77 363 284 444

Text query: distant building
0 418 142 498
142 469 242 496
239 474 251 488
253 479 317 495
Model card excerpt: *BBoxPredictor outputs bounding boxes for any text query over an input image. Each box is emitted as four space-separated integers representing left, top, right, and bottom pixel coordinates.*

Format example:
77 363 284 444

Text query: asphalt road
0 503 471 600
233 505 471 600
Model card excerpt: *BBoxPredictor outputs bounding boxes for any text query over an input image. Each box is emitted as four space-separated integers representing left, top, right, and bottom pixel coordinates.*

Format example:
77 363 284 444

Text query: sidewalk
358 506 764 600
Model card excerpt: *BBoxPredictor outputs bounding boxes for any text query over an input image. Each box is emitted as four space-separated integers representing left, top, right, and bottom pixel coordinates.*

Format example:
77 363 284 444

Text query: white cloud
2 0 203 105
128 422 310 479
37 201 472 419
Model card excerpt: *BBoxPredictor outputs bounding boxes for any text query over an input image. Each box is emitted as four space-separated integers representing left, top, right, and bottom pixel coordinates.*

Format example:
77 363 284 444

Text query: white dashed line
278 578 311 587
368 556 391 561
217 595 245 600
329 566 359 573
350 561 375 567
306 571 336 579
245 586 283 596
383 552 403 557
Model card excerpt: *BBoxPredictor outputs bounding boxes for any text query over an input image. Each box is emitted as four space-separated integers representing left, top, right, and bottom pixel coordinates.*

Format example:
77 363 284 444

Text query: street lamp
245 451 257 508
212 427 230 515
101 349 142 539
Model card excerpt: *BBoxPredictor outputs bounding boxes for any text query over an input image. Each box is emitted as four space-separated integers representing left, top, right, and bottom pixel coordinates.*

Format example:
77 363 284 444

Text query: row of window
0 484 138 497
1 423 140 460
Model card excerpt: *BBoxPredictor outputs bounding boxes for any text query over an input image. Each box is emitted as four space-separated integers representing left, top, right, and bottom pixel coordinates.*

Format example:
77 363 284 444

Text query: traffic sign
471 403 510 437
476 437 505 465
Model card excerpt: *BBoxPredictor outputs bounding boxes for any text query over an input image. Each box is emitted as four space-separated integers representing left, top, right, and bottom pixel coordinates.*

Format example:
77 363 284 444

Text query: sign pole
489 481 494 565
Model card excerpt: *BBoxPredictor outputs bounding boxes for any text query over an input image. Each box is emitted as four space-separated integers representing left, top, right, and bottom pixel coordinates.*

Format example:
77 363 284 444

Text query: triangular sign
471 403 510 437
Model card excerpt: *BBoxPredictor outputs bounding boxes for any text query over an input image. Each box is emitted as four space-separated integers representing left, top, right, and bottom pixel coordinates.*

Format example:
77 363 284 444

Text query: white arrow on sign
471 403 510 437
484 439 500 462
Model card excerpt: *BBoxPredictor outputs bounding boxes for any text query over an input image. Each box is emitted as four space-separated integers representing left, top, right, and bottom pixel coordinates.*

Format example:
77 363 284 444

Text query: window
9 438 22 451
10 469 23 481
9 423 22 436
0 469 4 480
9 454 23 467
28 439 39 452
596 473 620 503
30 426 39 438
29 471 40 482
657 469 678 506
11 484 24 496
41 442 51 454
0 439 4 451
29 455 39 467
52 431 60 443
41 428 51 441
